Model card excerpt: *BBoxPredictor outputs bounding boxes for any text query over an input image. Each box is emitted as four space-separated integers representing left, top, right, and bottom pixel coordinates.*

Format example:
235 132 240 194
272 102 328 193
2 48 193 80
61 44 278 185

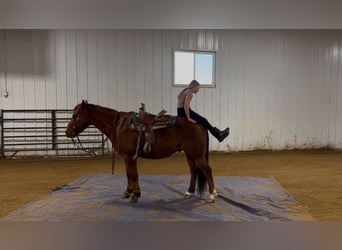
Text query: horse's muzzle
65 129 77 138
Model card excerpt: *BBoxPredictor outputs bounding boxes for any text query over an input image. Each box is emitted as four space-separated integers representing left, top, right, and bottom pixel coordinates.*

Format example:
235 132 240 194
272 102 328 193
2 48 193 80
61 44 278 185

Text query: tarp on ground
1 174 314 221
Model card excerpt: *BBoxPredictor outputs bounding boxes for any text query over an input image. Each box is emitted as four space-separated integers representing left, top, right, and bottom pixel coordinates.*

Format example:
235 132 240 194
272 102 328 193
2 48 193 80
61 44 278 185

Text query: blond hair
177 80 200 99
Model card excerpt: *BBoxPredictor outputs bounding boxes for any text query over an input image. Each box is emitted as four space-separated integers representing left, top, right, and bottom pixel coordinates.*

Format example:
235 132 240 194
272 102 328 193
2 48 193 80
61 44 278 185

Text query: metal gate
0 109 106 159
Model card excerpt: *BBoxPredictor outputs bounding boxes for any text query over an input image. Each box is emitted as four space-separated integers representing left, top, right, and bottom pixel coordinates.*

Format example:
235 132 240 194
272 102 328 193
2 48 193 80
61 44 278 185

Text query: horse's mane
90 103 116 113
77 101 117 113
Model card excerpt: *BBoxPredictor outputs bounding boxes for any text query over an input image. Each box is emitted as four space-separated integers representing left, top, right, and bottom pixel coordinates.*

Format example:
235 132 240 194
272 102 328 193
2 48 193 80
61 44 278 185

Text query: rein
110 111 119 175
71 136 98 156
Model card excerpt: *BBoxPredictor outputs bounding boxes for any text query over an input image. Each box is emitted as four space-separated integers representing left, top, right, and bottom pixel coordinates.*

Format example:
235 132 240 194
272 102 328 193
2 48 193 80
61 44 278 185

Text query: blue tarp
1 174 314 221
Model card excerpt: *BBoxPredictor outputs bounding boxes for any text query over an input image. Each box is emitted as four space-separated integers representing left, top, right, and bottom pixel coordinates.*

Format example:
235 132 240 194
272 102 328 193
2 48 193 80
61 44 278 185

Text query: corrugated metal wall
1 30 342 151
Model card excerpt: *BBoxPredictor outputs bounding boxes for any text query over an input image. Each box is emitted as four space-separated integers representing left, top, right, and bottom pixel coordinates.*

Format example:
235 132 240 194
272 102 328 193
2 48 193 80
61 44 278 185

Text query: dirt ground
0 149 342 221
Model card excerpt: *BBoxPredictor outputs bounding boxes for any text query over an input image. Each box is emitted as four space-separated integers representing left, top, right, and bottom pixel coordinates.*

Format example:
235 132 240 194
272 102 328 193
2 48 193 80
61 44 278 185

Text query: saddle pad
1 174 314 221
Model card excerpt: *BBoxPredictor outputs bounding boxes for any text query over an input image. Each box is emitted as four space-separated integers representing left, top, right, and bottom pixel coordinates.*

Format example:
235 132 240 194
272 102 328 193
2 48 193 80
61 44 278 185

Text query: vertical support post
51 110 57 151
101 134 105 155
0 110 4 159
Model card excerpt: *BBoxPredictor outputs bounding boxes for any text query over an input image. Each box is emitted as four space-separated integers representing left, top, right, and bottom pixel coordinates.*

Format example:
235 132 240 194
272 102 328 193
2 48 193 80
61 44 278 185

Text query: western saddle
129 103 176 158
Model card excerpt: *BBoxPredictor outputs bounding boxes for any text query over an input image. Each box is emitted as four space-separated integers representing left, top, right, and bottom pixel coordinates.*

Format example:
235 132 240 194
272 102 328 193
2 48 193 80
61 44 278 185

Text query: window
173 49 216 87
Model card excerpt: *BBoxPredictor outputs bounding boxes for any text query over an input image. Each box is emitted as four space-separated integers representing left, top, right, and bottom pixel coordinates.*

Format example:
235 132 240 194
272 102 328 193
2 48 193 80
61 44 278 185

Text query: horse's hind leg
184 154 197 198
123 156 141 202
196 157 217 203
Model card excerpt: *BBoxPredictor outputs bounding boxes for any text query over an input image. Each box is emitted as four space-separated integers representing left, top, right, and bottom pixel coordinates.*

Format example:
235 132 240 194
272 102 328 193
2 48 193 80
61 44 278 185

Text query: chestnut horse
65 100 217 203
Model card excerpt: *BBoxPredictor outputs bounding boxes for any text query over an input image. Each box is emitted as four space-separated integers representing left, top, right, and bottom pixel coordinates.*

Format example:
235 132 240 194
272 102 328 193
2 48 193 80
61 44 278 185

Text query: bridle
70 109 119 175
70 110 98 156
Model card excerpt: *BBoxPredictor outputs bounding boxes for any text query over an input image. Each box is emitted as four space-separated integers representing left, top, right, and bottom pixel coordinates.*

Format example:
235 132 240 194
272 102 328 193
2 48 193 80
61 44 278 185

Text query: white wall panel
1 29 342 152
55 30 68 109
45 31 57 109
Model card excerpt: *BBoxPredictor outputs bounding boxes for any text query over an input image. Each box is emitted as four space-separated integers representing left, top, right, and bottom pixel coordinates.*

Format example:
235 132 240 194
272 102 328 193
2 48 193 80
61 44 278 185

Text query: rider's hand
187 118 197 123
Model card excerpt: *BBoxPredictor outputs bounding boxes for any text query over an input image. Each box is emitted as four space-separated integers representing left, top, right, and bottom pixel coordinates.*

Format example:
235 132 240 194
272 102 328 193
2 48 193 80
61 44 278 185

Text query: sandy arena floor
0 150 341 221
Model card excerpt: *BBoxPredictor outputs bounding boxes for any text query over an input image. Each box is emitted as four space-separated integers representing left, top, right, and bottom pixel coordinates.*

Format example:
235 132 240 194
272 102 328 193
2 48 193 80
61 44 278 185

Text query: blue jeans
177 108 217 136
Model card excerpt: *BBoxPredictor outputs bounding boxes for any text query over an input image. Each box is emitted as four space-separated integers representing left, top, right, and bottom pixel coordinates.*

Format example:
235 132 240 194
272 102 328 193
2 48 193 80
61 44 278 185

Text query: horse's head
65 100 93 138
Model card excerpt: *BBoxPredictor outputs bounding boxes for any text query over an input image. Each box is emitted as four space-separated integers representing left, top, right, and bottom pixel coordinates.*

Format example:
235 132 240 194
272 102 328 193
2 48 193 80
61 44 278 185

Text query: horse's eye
72 114 79 120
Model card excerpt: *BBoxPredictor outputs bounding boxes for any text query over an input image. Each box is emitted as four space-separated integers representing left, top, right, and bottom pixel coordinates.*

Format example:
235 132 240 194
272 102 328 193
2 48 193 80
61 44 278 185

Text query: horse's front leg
123 160 134 199
123 171 134 199
123 155 141 203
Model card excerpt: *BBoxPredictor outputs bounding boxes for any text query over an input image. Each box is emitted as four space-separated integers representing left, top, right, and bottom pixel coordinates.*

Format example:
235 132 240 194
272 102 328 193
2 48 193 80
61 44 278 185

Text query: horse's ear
81 100 88 107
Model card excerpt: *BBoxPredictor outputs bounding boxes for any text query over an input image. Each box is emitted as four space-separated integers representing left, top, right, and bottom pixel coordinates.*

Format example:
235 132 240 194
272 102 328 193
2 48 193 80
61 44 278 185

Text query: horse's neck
90 106 117 138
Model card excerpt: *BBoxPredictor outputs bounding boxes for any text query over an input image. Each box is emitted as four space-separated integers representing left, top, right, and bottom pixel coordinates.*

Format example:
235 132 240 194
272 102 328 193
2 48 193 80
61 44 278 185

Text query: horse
65 100 218 203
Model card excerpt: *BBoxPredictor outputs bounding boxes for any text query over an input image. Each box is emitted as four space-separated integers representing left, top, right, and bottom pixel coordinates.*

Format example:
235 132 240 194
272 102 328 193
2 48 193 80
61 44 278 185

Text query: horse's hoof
129 196 139 203
206 197 216 203
183 191 193 199
206 190 218 203
123 191 131 198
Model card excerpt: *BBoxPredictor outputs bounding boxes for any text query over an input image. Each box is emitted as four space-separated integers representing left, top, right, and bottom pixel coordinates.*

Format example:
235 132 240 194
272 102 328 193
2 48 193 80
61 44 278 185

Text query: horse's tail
205 129 209 162
197 168 206 197
197 129 209 197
